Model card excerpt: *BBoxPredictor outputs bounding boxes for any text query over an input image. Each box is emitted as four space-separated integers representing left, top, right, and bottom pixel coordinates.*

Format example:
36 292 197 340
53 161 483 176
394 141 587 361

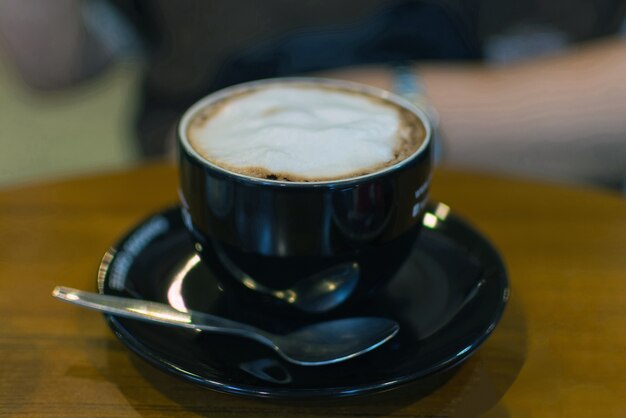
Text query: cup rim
178 77 432 188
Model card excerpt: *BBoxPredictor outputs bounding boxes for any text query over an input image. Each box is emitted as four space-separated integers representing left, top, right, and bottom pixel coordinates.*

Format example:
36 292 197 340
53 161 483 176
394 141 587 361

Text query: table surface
1 163 624 418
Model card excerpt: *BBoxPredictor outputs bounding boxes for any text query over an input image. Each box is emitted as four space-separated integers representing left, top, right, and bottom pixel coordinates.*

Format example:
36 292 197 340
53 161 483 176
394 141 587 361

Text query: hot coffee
178 78 432 314
186 82 426 182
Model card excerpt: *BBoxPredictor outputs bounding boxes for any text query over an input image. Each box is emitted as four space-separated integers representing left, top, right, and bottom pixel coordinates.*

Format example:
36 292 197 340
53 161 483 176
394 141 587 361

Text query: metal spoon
214 246 360 313
52 286 398 366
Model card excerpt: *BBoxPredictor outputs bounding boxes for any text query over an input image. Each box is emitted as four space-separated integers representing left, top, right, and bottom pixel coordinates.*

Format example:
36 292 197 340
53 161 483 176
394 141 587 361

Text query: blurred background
1 0 624 191
0 54 140 187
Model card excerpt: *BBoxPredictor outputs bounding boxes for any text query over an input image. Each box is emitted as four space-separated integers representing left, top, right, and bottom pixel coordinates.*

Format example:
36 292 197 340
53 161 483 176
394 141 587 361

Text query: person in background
1 0 624 190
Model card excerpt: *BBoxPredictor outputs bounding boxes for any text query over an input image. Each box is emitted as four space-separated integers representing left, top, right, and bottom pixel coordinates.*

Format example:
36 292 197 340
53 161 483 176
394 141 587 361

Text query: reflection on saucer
166 254 201 312
240 358 292 384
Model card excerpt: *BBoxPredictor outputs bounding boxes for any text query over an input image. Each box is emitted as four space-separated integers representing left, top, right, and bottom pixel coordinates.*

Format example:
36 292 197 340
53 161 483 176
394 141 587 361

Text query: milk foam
188 84 418 181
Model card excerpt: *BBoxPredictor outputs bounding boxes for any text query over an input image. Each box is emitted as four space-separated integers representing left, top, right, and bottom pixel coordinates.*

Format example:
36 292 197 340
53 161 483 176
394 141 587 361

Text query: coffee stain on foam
261 106 285 117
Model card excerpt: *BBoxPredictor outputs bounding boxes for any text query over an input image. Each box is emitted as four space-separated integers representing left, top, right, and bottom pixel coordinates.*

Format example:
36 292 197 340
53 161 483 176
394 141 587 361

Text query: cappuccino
186 81 426 182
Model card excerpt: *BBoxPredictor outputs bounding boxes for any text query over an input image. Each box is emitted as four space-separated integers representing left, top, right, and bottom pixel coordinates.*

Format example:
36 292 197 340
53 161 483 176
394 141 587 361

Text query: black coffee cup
178 78 432 314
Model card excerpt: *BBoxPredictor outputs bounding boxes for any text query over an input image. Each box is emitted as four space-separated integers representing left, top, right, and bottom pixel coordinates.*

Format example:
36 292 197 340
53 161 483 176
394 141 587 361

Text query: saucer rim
98 205 509 399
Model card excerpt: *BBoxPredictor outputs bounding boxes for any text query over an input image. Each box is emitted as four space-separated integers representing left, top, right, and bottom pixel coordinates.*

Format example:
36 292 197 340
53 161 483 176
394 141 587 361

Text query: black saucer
97 205 509 399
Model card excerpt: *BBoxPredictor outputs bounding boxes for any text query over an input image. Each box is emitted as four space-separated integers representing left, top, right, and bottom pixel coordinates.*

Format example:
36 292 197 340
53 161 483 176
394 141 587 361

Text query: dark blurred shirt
109 0 626 156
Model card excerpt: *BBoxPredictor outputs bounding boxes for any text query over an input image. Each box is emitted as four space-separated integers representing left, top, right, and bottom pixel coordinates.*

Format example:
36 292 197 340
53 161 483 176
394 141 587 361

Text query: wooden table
1 163 624 417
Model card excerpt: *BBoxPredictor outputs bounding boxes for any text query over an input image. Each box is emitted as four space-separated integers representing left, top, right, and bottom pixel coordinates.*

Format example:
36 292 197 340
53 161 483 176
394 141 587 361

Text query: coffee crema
187 82 426 182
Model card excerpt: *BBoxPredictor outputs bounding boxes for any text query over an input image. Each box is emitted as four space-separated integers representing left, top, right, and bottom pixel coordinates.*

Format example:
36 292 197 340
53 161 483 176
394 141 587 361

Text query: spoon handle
52 286 260 335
